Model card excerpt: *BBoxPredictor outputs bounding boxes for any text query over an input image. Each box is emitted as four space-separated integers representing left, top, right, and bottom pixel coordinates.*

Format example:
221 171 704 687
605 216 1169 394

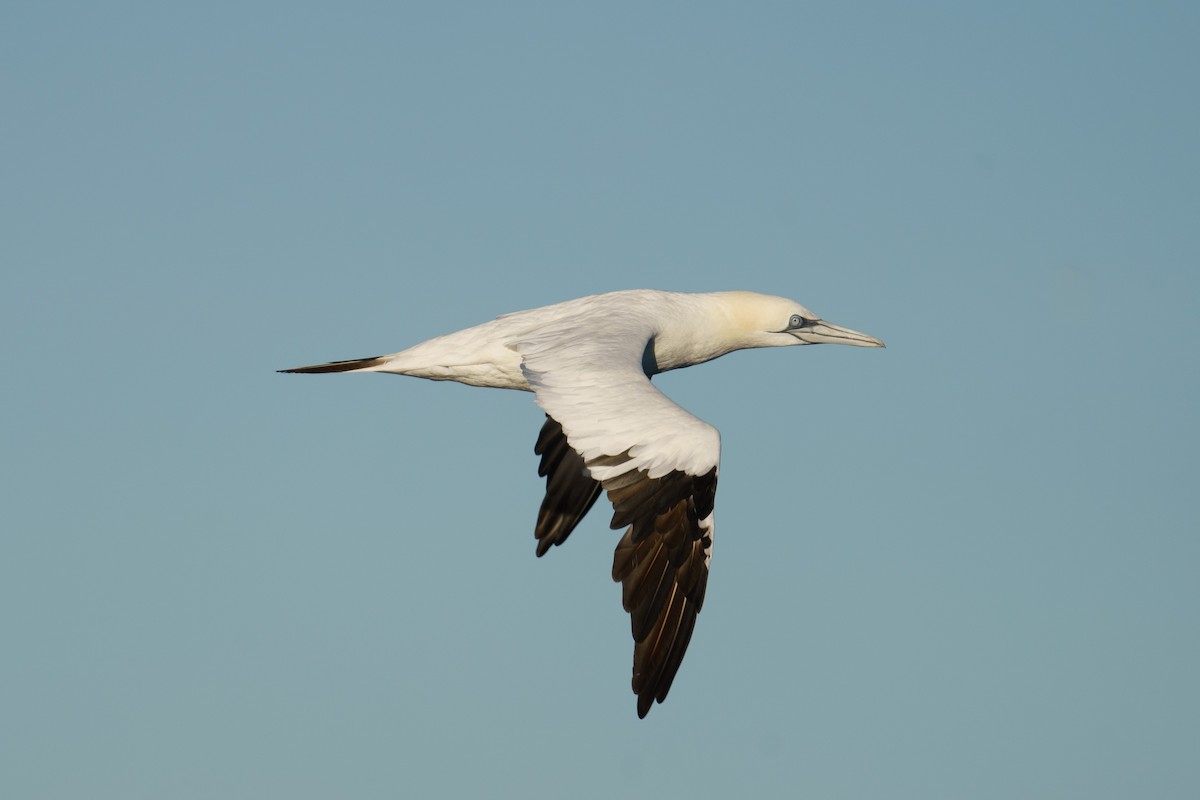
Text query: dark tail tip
278 356 387 374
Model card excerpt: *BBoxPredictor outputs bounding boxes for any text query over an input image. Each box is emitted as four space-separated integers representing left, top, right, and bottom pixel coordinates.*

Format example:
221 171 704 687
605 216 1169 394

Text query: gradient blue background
4 2 1197 798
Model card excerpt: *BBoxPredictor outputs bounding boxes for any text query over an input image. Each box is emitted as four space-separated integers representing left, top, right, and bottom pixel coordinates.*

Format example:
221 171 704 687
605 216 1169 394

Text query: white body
358 290 810 390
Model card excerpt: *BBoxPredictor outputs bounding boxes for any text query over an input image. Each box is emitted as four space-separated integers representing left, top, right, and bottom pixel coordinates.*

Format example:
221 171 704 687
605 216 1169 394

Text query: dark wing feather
606 466 717 718
533 416 603 557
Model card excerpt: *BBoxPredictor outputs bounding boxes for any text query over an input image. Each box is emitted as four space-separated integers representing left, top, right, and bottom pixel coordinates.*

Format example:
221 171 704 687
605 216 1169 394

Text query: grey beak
794 320 886 348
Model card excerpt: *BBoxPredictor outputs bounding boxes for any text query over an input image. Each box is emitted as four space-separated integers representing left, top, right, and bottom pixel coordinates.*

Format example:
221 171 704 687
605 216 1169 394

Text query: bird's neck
648 294 756 373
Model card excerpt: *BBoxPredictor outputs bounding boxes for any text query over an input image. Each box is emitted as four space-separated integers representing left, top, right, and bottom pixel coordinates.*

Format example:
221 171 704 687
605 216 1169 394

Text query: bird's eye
788 314 806 329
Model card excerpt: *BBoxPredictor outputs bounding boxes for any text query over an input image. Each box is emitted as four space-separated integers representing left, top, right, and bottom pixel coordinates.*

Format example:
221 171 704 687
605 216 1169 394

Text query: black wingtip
637 697 652 719
278 356 387 374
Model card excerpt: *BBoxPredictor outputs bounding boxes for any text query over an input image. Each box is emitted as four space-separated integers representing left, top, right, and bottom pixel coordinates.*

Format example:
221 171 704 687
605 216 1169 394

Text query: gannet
282 289 884 718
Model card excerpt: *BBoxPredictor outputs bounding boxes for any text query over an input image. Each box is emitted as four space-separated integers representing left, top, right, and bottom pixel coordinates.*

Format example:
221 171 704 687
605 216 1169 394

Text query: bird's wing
533 415 603 557
516 319 719 718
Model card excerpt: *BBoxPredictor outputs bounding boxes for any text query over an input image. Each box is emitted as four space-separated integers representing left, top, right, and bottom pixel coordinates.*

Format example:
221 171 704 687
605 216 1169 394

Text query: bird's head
719 291 886 350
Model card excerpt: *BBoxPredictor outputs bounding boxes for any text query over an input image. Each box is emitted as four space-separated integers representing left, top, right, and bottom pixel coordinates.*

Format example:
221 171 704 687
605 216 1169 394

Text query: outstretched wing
517 315 720 718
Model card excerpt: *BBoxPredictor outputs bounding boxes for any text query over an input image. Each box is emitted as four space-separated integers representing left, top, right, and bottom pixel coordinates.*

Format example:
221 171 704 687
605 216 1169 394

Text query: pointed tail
278 356 389 374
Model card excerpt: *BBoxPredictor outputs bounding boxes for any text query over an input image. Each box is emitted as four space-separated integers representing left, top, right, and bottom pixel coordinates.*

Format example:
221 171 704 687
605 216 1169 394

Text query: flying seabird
282 289 884 718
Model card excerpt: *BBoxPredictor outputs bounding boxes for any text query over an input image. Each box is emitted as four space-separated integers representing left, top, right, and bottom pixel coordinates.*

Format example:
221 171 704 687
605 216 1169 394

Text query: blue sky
3 2 1198 798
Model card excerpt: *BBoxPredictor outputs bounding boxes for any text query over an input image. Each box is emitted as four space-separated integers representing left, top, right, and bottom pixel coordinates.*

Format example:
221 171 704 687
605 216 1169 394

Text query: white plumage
283 289 883 717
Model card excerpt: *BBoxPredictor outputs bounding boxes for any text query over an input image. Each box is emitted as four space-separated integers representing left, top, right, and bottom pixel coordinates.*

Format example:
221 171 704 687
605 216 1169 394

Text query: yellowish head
714 291 886 350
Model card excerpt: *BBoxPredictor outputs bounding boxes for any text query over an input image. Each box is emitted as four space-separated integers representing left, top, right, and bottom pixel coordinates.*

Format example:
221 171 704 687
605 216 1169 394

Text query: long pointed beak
794 320 886 348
